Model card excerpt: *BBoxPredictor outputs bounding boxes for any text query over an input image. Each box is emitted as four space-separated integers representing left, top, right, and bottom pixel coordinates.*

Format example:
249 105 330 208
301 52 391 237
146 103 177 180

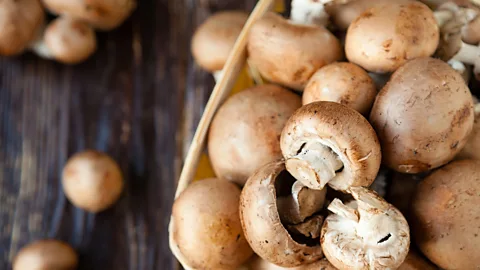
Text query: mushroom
247 12 342 91
240 161 324 267
31 16 97 64
321 187 410 270
172 178 253 269
369 57 474 173
410 159 480 269
62 150 124 212
191 11 249 80
434 1 480 44
41 0 137 31
456 102 480 159
208 84 301 186
345 1 439 73
398 250 437 270
280 101 381 192
0 0 45 56
13 239 78 270
448 58 472 83
290 0 352 26
247 256 336 270
302 62 377 116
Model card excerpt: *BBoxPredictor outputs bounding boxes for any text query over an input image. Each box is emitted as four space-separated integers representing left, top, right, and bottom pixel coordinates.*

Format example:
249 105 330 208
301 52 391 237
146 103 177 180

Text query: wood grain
0 0 256 269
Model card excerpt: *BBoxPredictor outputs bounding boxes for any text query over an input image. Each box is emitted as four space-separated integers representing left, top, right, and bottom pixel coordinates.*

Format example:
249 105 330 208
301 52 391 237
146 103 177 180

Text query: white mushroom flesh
290 0 333 26
322 187 410 269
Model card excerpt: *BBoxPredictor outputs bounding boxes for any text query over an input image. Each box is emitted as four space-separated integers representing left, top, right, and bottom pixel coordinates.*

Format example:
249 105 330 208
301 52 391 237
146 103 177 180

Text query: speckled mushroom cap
208 84 301 186
321 187 410 270
411 159 480 269
42 0 136 30
240 160 324 267
191 11 248 72
0 0 45 56
248 12 342 91
369 57 474 173
345 1 439 73
280 101 381 192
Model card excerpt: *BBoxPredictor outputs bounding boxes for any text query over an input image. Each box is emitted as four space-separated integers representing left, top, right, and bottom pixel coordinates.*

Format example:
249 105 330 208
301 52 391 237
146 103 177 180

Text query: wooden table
0 0 258 269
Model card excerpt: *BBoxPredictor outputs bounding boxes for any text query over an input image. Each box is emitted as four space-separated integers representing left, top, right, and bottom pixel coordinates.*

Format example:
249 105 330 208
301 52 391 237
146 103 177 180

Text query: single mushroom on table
345 1 439 73
0 0 45 56
410 159 480 269
208 84 301 186
247 12 342 91
191 11 249 80
240 161 325 267
31 16 97 64
171 178 253 270
280 101 381 192
41 0 137 31
302 62 377 116
321 187 410 270
13 240 78 270
370 57 474 173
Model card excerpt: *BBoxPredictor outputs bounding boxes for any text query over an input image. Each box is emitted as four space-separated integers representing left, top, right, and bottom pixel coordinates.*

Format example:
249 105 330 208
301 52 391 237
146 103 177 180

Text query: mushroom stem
290 0 353 26
327 198 359 222
451 41 480 64
285 142 343 190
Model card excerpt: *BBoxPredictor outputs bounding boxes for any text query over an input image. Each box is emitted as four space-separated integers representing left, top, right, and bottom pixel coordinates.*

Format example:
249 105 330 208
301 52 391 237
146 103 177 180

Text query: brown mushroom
369 57 474 173
411 159 480 269
247 12 342 91
62 150 124 212
321 187 410 270
31 16 97 64
172 178 252 269
13 240 78 270
302 62 377 115
280 101 381 192
208 84 301 186
42 0 137 31
191 11 249 78
434 1 480 44
0 0 45 56
456 102 480 159
240 161 324 267
345 2 439 73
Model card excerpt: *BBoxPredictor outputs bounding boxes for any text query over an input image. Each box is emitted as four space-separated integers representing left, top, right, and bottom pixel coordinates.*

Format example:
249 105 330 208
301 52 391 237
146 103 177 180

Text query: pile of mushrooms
170 0 480 269
0 0 136 64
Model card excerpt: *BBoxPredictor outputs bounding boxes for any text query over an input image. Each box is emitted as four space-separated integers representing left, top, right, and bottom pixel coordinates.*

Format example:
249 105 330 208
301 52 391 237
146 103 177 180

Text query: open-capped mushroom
302 62 377 115
321 187 410 270
0 0 45 56
42 0 137 31
247 255 336 270
345 2 439 73
456 102 480 159
370 57 474 173
411 159 480 269
172 178 253 269
208 84 301 186
191 11 248 79
31 16 97 64
247 12 342 90
240 161 325 267
13 240 78 270
280 101 381 192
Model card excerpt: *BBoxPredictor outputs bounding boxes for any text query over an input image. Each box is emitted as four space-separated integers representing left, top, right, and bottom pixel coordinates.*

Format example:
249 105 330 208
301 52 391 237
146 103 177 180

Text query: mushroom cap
240 161 324 267
345 2 439 73
191 11 248 72
369 57 474 173
62 150 124 212
0 0 45 56
172 178 253 269
411 159 480 269
302 62 377 115
208 84 301 186
398 250 436 270
280 101 381 192
13 240 78 270
43 17 97 64
463 13 480 44
247 12 342 91
42 0 136 30
321 187 410 270
326 0 412 31
248 256 336 270
456 104 480 160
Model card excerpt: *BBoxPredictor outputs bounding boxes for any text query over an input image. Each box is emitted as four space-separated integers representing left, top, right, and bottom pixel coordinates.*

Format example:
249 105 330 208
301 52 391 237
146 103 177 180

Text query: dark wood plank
0 0 254 269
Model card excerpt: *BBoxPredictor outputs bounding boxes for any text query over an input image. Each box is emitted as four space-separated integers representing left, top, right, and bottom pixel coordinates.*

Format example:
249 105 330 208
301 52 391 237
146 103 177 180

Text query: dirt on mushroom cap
411 159 480 269
369 57 474 173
